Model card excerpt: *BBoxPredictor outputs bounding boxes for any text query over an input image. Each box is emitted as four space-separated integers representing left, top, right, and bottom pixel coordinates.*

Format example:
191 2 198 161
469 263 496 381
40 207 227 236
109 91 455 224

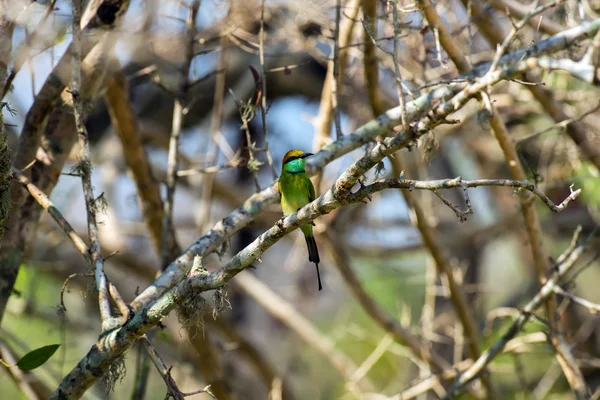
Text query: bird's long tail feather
304 235 322 291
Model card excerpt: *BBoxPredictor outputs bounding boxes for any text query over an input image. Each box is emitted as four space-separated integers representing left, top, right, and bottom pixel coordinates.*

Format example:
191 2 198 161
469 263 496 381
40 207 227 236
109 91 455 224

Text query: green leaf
17 344 60 371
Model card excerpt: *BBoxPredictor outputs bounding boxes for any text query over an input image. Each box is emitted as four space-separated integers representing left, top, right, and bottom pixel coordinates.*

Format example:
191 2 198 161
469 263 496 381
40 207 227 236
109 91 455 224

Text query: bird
278 149 322 291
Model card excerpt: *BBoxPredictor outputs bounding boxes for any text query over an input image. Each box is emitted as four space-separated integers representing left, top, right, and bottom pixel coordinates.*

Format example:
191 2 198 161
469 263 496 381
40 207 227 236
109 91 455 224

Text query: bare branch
444 228 597 398
140 336 185 400
71 0 112 330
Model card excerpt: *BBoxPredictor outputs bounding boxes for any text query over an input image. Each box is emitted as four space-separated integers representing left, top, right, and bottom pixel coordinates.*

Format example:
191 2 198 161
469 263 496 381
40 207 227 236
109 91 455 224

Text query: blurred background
1 0 600 399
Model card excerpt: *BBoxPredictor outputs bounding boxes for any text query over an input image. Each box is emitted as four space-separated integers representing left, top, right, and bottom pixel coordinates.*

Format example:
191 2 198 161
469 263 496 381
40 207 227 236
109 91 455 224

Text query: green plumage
279 151 322 291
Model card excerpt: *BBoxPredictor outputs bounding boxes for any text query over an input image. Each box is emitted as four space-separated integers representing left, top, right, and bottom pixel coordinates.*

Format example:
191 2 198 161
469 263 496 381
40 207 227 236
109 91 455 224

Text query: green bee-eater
278 149 322 291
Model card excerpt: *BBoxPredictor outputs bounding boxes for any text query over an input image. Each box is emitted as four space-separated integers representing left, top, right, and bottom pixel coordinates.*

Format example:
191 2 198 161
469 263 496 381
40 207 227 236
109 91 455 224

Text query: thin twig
331 0 343 139
389 0 408 130
12 168 89 256
140 336 185 400
71 0 111 331
60 273 94 312
163 96 184 266
162 0 200 268
554 286 600 314
177 151 241 177
195 35 228 233
259 0 277 178
363 177 581 213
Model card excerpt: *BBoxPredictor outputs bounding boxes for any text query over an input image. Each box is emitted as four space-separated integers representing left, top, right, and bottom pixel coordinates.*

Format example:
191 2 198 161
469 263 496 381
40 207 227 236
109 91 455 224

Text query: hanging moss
0 103 12 242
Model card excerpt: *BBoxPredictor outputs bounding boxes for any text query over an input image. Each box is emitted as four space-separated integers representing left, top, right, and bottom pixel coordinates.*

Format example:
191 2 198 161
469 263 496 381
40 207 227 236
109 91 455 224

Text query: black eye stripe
284 156 300 164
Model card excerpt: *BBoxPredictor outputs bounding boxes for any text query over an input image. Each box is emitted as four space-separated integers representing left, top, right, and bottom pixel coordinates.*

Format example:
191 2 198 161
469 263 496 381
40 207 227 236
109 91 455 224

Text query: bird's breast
279 174 310 216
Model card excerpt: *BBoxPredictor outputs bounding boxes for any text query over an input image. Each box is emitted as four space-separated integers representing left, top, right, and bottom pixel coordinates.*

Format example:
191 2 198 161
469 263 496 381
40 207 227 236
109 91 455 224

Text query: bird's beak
301 153 314 158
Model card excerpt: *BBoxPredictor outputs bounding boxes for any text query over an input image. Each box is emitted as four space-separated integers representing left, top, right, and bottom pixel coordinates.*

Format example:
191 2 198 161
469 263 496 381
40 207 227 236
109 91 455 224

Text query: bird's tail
304 235 322 291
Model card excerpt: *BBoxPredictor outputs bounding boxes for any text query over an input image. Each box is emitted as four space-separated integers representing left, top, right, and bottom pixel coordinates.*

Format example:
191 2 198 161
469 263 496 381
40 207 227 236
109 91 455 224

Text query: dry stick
196 37 228 232
52 21 599 398
359 5 437 390
105 64 178 400
233 273 368 396
331 0 343 140
140 336 186 400
164 98 184 267
177 154 241 176
162 1 200 268
184 15 236 400
12 169 88 255
259 0 277 179
240 108 262 192
533 361 562 399
463 2 588 396
385 6 486 390
351 334 394 385
419 253 440 394
71 0 112 331
389 0 408 130
362 177 580 212
104 71 168 257
25 28 36 101
443 228 597 398
554 286 600 315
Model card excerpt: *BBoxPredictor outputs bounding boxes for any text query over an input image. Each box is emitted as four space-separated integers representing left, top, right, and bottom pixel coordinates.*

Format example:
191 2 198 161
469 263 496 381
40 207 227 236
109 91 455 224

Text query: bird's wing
307 176 316 202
